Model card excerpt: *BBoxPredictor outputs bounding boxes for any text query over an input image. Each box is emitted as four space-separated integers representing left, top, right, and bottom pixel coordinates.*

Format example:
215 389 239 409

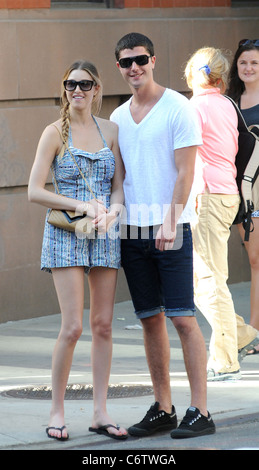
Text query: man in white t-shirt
110 32 215 439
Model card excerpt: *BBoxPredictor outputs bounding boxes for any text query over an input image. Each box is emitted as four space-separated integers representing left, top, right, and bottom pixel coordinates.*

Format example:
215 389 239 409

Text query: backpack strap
225 96 259 241
225 95 248 132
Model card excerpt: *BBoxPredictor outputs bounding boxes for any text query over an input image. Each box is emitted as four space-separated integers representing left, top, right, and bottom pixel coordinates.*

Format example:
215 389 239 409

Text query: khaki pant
192 191 258 373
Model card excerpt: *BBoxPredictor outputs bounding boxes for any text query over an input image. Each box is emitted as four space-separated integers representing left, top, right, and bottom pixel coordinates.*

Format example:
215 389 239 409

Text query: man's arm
155 145 197 251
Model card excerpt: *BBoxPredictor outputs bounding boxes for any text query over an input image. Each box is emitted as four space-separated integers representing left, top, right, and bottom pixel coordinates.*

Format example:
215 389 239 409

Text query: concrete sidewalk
0 282 258 452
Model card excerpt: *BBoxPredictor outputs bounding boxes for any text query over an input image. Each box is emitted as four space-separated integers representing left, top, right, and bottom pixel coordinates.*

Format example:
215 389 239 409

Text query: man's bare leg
172 316 207 416
141 311 172 413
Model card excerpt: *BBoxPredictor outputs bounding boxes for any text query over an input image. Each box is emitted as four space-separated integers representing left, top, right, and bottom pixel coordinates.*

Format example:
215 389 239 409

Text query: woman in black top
228 39 259 353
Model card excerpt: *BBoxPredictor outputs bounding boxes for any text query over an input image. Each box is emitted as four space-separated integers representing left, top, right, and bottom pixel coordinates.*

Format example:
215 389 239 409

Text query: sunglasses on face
63 79 96 92
118 54 152 69
239 39 259 48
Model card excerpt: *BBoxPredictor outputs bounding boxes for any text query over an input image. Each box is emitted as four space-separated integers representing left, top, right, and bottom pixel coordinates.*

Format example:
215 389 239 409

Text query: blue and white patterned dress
41 117 120 273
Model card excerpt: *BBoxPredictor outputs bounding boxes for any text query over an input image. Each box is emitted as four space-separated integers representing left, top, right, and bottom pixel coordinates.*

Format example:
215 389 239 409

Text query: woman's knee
248 250 259 270
90 314 112 340
59 323 83 344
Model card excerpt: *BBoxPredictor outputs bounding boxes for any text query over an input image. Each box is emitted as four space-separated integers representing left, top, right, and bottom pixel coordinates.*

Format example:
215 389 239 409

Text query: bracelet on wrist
84 203 90 214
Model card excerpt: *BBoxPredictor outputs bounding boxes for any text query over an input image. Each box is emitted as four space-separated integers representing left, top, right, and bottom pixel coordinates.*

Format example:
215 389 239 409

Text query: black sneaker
170 407 215 439
128 401 177 436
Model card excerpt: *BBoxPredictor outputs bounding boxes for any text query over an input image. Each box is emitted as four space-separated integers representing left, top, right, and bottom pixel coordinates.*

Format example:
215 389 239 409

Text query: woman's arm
28 123 79 210
109 123 125 213
93 121 125 232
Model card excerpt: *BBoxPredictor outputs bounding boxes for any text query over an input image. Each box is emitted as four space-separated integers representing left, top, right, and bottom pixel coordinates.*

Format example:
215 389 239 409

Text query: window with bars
51 0 259 7
51 0 116 7
232 0 259 6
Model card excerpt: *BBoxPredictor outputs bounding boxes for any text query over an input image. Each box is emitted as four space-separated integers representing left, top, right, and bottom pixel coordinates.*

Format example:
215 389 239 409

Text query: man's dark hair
115 32 154 60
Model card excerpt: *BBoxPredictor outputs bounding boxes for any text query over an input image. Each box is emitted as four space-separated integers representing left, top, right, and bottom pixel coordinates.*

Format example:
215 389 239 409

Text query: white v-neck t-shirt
110 88 202 226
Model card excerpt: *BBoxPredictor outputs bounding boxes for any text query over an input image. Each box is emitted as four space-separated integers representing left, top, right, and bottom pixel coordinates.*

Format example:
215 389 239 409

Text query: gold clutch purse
48 209 95 235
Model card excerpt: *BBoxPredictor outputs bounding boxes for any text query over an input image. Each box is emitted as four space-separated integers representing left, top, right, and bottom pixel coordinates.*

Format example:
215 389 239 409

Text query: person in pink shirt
185 47 259 381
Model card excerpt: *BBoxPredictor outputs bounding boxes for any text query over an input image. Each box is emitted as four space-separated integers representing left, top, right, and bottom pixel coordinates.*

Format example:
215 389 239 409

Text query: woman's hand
93 213 116 233
76 198 108 218
93 205 120 233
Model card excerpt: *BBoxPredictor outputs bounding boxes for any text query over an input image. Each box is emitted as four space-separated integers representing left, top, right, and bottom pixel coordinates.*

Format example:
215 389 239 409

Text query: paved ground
0 282 258 460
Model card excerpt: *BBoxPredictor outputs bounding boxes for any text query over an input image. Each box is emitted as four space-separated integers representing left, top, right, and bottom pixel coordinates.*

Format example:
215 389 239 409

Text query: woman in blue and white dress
28 61 127 441
228 39 259 353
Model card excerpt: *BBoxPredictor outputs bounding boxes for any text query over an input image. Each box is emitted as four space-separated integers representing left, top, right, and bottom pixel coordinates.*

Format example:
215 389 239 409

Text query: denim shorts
121 223 195 319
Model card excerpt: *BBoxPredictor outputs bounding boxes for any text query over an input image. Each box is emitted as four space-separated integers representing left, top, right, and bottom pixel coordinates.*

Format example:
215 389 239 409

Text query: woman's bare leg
47 266 85 439
88 267 127 437
238 220 259 352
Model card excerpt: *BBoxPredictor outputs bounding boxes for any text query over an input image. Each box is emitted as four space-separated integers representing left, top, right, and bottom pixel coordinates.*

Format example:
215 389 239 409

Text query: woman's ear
93 84 100 97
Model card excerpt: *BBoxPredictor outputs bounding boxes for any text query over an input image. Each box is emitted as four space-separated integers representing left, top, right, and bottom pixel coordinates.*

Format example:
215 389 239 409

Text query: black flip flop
46 425 69 441
89 424 128 440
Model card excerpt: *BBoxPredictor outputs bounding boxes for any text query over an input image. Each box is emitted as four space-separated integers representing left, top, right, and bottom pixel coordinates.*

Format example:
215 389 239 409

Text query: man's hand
155 219 176 251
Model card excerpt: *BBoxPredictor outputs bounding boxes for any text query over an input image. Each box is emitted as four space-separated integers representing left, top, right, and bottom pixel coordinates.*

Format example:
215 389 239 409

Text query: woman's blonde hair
185 47 229 92
60 60 103 143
